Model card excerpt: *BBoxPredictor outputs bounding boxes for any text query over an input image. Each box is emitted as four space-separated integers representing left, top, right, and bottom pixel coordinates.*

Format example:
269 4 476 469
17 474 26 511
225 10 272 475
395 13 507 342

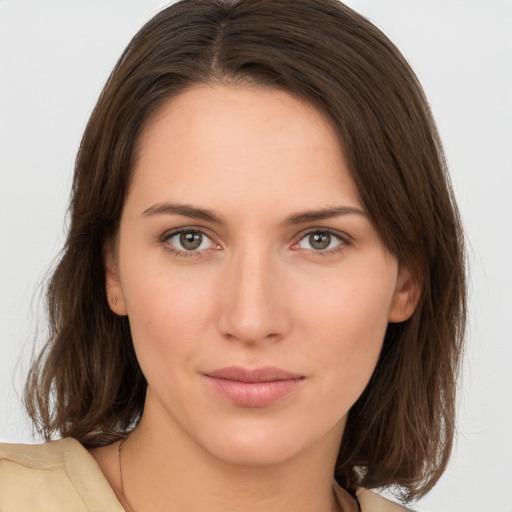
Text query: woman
0 1 465 511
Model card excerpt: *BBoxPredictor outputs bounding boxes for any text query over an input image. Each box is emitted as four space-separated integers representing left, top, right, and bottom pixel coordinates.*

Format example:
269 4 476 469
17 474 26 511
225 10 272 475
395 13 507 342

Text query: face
107 84 417 467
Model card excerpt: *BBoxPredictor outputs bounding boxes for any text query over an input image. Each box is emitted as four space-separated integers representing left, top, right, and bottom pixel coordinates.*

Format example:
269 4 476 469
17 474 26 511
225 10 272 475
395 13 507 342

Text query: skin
91 84 418 512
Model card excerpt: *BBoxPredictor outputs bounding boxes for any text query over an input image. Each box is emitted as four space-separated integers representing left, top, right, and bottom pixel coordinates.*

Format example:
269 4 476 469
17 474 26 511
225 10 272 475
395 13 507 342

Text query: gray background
1 1 511 511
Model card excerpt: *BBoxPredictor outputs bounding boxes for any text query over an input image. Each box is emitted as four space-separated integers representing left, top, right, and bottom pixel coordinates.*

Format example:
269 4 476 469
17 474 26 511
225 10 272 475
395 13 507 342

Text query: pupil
310 232 330 250
180 231 202 250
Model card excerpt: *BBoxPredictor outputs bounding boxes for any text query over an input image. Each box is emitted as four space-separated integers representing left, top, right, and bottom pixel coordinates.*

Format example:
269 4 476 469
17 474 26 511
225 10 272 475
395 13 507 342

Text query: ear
388 265 421 323
104 240 128 316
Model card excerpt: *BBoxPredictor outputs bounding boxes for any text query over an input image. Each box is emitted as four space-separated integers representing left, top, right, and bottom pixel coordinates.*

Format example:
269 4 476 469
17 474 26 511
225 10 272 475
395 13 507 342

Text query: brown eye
180 231 203 250
165 229 215 253
309 232 331 250
297 230 344 252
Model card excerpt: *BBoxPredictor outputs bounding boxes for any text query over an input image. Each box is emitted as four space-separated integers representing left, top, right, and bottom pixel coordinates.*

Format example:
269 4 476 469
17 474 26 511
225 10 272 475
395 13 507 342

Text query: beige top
0 438 409 511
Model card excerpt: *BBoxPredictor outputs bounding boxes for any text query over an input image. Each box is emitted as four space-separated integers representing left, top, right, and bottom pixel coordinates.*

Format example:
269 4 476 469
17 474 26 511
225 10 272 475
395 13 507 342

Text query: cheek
120 258 218 369
297 264 396 391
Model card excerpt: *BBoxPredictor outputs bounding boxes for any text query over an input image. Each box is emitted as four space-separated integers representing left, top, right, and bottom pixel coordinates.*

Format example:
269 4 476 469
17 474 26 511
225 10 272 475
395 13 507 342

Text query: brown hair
24 0 466 501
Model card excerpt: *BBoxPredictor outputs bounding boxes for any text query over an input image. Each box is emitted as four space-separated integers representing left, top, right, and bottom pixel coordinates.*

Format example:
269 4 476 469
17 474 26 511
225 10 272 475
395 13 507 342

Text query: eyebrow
142 202 366 225
143 203 225 224
282 206 367 225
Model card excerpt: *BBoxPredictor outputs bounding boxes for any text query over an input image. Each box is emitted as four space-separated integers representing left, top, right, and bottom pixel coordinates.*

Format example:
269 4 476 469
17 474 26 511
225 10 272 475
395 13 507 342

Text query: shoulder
0 438 123 512
356 488 415 512
0 437 77 469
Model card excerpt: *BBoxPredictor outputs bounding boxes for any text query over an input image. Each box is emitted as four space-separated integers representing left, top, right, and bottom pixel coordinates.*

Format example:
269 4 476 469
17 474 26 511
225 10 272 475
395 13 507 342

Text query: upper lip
205 366 304 383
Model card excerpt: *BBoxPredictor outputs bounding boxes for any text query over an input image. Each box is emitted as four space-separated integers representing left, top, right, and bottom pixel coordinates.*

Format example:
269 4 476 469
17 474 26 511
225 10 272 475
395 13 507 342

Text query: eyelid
160 226 221 255
159 225 353 257
291 228 353 253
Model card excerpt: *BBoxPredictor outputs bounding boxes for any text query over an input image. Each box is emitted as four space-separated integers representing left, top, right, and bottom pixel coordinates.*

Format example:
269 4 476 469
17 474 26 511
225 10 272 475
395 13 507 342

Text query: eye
164 229 217 253
296 230 346 252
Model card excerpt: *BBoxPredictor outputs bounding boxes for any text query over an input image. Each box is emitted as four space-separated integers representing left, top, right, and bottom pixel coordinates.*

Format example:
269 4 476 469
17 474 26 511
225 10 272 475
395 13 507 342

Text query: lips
204 366 305 407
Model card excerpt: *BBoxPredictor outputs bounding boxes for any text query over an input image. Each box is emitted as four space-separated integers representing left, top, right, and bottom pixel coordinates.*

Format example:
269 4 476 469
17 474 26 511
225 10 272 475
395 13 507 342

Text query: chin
208 437 305 467
197 418 335 468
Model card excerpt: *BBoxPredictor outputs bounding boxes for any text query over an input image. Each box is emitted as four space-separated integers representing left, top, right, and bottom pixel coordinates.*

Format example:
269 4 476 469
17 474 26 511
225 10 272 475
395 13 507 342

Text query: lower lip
205 376 304 407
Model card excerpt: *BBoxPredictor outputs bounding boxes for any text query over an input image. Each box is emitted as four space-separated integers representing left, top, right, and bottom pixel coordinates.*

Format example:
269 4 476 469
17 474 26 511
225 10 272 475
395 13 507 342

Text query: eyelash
160 227 352 258
160 228 218 258
293 229 351 256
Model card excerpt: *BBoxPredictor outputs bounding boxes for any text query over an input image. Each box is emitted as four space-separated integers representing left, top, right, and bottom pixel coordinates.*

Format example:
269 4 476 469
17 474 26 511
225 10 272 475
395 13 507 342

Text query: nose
217 246 291 345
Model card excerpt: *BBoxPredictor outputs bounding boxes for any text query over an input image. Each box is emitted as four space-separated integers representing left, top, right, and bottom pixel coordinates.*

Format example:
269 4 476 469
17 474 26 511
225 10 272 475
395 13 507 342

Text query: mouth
204 366 305 407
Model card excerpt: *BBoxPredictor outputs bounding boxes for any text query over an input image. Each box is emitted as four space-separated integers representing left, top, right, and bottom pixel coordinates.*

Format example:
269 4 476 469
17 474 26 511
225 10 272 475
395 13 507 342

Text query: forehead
128 84 361 217
137 83 342 160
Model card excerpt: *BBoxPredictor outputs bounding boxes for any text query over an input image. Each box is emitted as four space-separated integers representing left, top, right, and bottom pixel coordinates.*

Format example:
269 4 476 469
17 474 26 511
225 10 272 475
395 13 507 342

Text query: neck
118 400 348 512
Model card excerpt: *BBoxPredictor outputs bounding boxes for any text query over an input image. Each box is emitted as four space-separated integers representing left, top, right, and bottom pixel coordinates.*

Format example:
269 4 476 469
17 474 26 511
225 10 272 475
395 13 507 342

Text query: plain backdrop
1 2 511 511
